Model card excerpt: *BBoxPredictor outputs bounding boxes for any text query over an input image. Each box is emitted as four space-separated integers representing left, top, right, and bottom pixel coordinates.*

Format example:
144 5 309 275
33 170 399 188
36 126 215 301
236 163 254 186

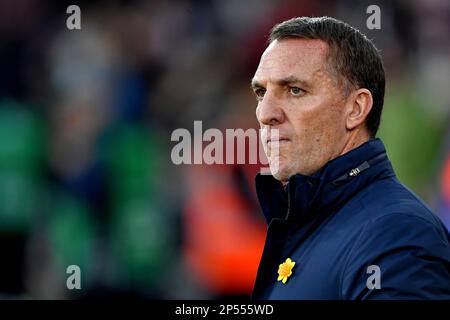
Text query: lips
261 128 290 144
267 138 290 143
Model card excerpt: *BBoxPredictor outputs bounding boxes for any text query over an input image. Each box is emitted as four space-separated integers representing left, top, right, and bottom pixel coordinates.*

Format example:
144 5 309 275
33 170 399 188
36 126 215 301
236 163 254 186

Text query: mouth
267 138 290 144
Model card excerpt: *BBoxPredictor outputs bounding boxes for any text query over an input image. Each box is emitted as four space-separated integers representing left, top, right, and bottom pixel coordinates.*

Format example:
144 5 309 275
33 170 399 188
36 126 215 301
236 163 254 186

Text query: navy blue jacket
252 138 450 299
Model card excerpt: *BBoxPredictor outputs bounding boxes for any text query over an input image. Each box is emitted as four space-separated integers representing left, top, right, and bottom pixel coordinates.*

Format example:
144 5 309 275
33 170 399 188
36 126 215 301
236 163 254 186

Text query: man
251 16 450 299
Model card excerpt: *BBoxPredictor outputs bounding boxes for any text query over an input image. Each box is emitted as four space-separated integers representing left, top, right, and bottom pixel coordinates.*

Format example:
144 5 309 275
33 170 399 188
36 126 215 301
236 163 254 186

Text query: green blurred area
378 82 445 197
104 124 174 288
0 99 47 232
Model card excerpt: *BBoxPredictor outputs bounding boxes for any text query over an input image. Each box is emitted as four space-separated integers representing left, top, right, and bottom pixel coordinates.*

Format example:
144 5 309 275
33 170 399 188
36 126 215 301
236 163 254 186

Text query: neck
339 129 371 157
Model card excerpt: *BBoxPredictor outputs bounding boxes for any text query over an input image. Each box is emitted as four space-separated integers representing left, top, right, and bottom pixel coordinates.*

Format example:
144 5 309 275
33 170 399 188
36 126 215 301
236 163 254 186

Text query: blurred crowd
0 0 449 299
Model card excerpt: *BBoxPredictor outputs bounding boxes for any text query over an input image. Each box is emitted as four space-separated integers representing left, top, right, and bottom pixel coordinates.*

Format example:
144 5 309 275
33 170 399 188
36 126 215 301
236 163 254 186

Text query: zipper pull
332 161 370 185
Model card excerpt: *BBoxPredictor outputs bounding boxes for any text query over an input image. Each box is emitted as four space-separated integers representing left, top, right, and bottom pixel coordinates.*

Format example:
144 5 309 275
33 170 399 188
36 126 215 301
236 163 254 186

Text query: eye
289 86 305 97
254 88 266 100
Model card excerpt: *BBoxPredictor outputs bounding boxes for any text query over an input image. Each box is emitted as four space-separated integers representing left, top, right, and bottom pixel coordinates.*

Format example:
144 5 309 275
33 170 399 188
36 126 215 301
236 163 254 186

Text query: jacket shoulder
340 179 450 299
357 177 445 230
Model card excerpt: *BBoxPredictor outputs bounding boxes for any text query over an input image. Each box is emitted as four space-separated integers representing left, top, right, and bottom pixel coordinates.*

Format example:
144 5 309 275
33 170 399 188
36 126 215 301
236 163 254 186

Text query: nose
256 90 285 126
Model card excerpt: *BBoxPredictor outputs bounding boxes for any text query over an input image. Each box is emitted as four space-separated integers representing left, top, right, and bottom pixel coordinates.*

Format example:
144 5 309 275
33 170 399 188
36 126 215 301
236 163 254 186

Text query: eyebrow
251 76 311 90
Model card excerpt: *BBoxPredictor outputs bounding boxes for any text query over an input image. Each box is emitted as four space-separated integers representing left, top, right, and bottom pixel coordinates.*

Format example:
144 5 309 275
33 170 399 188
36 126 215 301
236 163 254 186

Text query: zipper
332 152 387 186
285 177 295 220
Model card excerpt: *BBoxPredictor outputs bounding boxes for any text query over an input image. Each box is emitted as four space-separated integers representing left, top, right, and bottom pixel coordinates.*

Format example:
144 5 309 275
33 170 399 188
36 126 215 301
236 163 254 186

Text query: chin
269 163 294 182
272 172 290 182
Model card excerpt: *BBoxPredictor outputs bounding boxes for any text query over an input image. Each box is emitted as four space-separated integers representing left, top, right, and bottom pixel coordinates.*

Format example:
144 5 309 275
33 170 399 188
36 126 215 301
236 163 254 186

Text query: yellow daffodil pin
277 258 295 284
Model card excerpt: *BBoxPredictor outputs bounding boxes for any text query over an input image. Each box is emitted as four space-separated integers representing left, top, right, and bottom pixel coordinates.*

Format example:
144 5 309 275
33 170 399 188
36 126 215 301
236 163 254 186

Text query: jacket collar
255 138 396 225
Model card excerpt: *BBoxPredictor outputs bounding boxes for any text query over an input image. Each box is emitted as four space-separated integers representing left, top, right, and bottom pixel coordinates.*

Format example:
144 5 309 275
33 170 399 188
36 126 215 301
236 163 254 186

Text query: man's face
253 38 350 181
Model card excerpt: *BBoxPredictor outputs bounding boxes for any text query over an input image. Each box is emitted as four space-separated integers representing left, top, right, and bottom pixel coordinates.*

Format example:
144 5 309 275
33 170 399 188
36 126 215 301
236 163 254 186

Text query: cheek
317 106 346 144
290 99 345 144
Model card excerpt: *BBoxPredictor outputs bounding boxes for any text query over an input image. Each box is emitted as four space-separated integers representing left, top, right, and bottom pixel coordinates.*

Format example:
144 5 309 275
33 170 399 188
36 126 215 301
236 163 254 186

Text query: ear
345 88 373 131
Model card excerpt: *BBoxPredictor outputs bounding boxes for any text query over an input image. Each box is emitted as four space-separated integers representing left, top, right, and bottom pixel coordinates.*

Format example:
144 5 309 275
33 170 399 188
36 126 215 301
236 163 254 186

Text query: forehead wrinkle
255 39 343 92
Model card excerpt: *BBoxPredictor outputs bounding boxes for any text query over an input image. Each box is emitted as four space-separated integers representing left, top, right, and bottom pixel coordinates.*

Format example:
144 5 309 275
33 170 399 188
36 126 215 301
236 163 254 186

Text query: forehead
254 38 329 81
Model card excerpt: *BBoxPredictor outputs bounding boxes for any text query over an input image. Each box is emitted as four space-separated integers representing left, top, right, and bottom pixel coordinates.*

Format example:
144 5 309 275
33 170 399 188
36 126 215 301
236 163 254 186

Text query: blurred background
0 0 449 299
